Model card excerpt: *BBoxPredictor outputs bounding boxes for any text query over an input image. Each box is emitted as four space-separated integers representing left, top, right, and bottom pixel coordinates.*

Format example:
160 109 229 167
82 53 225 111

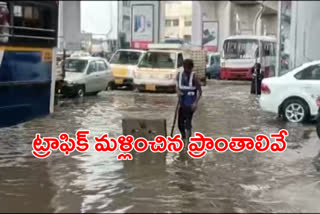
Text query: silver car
61 56 113 97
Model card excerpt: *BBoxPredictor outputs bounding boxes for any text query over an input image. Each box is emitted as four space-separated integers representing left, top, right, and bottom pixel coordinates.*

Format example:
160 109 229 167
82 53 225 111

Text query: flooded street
1 80 320 213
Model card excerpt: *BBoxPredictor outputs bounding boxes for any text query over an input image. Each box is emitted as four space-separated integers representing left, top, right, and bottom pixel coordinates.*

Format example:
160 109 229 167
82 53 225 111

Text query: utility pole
275 1 281 77
117 1 120 50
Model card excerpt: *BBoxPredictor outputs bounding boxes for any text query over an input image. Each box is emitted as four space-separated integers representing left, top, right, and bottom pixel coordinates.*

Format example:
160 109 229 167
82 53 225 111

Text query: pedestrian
176 59 202 143
250 63 263 95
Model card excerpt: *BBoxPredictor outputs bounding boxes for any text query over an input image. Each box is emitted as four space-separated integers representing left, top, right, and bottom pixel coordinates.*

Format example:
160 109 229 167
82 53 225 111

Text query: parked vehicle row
61 37 287 97
56 47 320 127
109 43 207 93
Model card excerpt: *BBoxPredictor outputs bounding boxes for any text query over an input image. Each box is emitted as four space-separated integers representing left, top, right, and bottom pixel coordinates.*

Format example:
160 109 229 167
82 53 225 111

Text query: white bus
220 35 277 80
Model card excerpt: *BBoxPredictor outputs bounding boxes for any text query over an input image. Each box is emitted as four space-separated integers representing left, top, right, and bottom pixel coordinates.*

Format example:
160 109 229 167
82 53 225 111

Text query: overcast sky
81 1 118 39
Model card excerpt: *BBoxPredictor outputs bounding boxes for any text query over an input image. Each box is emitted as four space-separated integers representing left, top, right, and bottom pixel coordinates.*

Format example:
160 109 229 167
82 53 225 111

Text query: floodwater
0 80 320 213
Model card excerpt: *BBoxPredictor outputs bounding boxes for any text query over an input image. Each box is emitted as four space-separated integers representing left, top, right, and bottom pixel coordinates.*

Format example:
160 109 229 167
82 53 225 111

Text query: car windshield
139 52 176 69
110 51 142 65
211 55 220 65
223 39 258 59
65 59 88 73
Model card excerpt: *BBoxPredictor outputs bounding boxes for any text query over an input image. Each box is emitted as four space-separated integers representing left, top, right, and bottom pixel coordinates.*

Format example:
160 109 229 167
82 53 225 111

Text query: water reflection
0 123 55 212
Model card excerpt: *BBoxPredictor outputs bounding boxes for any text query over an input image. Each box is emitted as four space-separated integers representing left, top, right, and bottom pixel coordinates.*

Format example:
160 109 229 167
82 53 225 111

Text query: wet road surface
1 80 320 213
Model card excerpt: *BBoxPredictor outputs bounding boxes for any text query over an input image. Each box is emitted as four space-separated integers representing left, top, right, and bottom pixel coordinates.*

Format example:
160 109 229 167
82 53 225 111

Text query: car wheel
137 87 144 92
106 81 116 91
77 86 85 98
127 84 135 90
282 98 309 123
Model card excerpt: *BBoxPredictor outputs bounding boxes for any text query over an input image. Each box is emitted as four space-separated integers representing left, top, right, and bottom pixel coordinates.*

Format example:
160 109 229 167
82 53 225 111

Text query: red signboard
131 41 152 50
203 45 218 52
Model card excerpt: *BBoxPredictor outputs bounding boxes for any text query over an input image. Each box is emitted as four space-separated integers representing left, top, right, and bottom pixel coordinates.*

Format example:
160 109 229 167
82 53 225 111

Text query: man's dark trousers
178 105 194 139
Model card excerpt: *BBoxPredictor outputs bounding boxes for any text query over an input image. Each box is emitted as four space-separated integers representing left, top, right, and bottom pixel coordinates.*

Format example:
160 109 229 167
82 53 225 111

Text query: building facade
163 1 192 43
278 1 320 75
192 1 278 52
116 1 279 52
117 1 161 49
58 1 81 51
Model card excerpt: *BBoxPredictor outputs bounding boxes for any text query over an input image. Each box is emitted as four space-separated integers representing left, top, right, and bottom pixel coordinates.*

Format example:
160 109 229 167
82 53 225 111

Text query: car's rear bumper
135 83 176 92
134 78 176 86
259 95 278 114
113 77 133 86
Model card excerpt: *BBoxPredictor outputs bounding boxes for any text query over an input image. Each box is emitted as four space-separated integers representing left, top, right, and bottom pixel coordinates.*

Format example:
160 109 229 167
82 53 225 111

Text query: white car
259 60 320 123
60 56 113 97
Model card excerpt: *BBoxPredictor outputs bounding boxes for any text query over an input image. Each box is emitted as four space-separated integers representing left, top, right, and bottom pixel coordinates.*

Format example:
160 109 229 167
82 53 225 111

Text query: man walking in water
176 59 202 143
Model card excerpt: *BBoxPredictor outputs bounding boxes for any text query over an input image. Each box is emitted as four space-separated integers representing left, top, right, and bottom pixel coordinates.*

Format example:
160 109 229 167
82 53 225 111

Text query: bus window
24 6 33 19
272 42 277 56
262 42 268 56
262 41 274 57
3 1 58 47
224 40 238 58
224 39 258 59
13 5 22 17
0 2 9 43
269 42 275 56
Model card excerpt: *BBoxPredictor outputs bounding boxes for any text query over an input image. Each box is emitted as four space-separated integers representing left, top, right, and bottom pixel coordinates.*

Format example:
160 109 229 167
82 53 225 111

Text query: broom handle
170 98 180 136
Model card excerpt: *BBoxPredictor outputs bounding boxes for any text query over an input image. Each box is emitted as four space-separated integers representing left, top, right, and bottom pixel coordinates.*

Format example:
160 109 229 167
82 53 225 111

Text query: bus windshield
110 51 142 65
65 59 88 73
223 39 258 59
139 52 176 69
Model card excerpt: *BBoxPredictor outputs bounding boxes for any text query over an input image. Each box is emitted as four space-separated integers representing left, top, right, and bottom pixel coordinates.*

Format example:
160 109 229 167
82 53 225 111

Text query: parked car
205 53 221 79
259 60 320 123
58 56 113 97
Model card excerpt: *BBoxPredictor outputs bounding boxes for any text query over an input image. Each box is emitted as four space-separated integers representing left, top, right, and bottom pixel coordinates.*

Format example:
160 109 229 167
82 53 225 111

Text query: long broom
170 98 180 136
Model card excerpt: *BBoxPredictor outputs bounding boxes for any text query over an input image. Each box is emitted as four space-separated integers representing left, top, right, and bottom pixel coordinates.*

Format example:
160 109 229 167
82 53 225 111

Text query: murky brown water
1 80 320 213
